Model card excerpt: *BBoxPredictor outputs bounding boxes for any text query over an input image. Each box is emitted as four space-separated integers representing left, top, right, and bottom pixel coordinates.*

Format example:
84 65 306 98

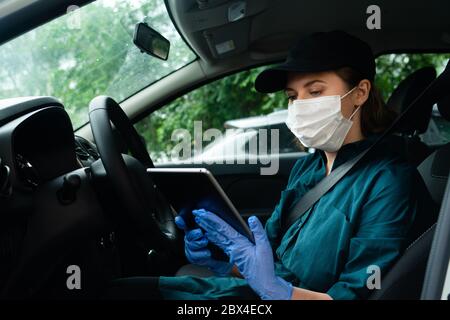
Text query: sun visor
168 0 270 61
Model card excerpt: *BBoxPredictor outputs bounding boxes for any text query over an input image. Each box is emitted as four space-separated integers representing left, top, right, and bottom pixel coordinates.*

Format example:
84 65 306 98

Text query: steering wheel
88 96 179 251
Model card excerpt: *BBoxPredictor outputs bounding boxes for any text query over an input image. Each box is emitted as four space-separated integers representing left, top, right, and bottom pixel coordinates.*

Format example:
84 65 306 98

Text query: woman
107 31 430 300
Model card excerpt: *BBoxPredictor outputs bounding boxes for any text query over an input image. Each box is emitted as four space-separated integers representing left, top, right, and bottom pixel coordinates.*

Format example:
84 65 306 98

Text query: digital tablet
147 168 255 244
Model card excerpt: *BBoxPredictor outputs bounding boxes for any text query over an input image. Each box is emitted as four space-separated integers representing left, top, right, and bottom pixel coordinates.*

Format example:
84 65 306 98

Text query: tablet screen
147 168 255 243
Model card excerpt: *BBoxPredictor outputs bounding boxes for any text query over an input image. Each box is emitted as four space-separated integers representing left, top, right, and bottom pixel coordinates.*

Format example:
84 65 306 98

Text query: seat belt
281 61 450 233
281 142 372 232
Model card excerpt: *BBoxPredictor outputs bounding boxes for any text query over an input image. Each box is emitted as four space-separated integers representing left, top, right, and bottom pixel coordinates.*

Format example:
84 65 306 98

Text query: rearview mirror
133 22 170 61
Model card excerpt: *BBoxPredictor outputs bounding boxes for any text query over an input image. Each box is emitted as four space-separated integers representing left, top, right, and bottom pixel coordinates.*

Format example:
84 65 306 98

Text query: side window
375 53 450 145
135 66 304 164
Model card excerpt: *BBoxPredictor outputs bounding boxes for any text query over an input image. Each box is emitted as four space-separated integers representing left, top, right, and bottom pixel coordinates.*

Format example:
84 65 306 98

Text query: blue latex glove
193 208 293 300
175 214 233 276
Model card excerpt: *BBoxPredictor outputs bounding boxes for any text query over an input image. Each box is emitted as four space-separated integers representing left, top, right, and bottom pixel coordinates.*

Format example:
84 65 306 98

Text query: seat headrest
437 94 450 121
387 67 436 135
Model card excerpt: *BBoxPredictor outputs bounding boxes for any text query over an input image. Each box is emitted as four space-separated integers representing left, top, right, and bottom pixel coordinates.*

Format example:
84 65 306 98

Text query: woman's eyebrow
303 79 326 87
285 88 296 93
285 80 326 92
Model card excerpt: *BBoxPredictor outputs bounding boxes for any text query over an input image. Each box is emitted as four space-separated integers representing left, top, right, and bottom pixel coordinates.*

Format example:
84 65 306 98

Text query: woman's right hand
175 214 233 276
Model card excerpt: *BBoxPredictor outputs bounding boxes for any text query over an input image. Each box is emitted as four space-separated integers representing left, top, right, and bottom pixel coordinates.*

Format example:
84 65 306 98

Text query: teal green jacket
159 135 426 300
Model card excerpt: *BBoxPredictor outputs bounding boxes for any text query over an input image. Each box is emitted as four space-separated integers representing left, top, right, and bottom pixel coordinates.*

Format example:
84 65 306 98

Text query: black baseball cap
255 30 376 93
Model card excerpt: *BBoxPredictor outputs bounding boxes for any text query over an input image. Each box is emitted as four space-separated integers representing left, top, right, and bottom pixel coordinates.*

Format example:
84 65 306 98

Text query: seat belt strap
281 145 370 232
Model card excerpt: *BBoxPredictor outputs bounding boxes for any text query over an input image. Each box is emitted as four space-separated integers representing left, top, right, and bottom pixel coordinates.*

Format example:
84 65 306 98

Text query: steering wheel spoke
88 96 179 251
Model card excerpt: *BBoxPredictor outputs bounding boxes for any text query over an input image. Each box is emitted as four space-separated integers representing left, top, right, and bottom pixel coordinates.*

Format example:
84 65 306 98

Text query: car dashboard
0 97 111 298
0 97 99 193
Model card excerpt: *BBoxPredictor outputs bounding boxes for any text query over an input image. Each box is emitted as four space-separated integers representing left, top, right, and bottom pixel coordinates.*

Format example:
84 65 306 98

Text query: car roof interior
1 0 450 138
169 0 450 63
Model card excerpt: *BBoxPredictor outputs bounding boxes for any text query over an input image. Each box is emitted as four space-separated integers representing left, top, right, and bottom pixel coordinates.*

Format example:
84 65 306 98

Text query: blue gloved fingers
186 235 209 251
185 228 204 242
192 209 230 231
193 209 243 242
204 231 232 252
174 215 187 231
248 216 269 245
186 248 233 276
186 247 212 263
194 216 237 251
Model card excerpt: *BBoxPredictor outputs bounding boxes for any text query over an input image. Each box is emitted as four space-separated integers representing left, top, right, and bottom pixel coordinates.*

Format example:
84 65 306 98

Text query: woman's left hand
193 208 293 300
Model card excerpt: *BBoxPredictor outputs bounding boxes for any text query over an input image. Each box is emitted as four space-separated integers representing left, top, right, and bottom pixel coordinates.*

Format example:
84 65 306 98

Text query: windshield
0 0 196 128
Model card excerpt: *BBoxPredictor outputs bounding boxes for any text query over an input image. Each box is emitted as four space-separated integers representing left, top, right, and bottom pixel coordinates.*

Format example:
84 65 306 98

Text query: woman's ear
354 79 371 106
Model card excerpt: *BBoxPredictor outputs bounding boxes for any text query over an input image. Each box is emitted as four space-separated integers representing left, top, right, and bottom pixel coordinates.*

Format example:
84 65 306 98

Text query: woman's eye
287 95 296 102
310 91 321 96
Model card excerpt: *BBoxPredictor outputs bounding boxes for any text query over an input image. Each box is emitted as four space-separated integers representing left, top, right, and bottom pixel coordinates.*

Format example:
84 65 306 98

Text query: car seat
386 67 436 165
369 93 450 299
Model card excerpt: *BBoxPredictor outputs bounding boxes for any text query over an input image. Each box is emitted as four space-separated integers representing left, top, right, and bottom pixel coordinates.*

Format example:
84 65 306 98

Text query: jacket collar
318 133 381 172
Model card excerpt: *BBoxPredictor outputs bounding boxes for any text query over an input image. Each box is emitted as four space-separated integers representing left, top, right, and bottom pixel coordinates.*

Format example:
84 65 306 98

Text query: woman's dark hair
335 67 397 137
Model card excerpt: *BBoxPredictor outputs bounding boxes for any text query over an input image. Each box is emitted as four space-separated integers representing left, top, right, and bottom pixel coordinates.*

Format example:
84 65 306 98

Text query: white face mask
285 87 360 152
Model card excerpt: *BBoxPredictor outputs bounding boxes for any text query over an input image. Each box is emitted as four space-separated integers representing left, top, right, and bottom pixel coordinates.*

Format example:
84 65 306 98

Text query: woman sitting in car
109 31 434 300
